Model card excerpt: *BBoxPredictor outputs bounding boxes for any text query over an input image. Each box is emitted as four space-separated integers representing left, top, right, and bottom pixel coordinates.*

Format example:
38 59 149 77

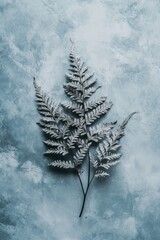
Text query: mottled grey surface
0 0 160 239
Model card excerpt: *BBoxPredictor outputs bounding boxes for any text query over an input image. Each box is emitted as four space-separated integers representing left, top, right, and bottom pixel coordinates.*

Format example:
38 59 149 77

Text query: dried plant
33 43 136 217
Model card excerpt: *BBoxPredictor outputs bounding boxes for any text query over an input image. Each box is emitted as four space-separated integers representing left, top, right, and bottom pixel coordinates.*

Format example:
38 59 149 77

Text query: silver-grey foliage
33 43 136 217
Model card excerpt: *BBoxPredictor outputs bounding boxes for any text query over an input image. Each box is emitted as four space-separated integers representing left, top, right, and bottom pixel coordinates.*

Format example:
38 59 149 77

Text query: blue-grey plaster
0 0 160 239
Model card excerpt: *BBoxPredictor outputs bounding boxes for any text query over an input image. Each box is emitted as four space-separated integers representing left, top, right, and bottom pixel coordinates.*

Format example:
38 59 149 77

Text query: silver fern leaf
89 153 98 168
39 117 55 123
85 102 113 125
77 139 89 148
95 160 120 177
100 160 120 169
70 117 85 127
64 82 83 91
83 78 97 89
34 79 59 118
73 143 91 166
38 121 59 130
61 101 83 116
41 127 62 139
84 86 101 99
82 73 95 83
84 96 107 112
103 153 122 161
96 142 107 160
88 122 116 142
66 73 80 82
95 168 109 177
45 148 68 156
33 43 136 217
64 86 83 103
43 140 64 147
49 160 74 169
120 112 137 130
67 126 84 149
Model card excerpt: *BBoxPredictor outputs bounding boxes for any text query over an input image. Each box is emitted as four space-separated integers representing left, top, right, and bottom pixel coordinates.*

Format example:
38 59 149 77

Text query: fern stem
78 184 91 218
79 179 91 217
79 171 95 218
79 193 86 217
87 150 91 186
89 170 95 186
77 172 85 196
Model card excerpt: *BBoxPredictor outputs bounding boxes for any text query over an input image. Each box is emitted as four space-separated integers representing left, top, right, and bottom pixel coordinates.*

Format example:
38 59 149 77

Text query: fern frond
88 122 116 142
38 121 59 130
43 140 64 147
61 101 83 116
83 78 97 89
37 111 53 117
96 142 121 161
95 168 109 177
64 82 83 91
67 47 82 80
34 44 136 217
77 139 89 148
39 117 55 123
84 86 101 99
67 127 83 149
68 53 87 78
100 160 120 169
74 143 91 166
80 65 88 76
103 153 122 162
68 60 80 76
36 106 51 112
109 143 121 152
49 160 74 169
95 160 120 177
86 102 113 125
96 143 107 160
120 112 137 130
61 124 70 140
41 127 62 139
66 73 80 82
107 130 123 147
88 133 105 143
45 147 68 156
84 97 107 112
64 86 83 103
59 112 73 124
82 73 94 83
71 117 85 127
68 67 79 74
107 112 136 150
34 79 61 121
89 153 98 168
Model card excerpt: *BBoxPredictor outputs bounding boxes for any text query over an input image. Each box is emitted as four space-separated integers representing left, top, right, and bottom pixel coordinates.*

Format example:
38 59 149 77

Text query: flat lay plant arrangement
33 43 136 217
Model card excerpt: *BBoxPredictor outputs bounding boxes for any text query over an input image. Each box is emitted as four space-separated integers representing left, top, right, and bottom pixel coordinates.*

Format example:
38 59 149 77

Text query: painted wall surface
0 0 160 239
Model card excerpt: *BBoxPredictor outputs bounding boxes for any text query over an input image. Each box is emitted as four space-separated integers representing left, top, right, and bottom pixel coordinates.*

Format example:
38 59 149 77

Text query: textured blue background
0 0 160 239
